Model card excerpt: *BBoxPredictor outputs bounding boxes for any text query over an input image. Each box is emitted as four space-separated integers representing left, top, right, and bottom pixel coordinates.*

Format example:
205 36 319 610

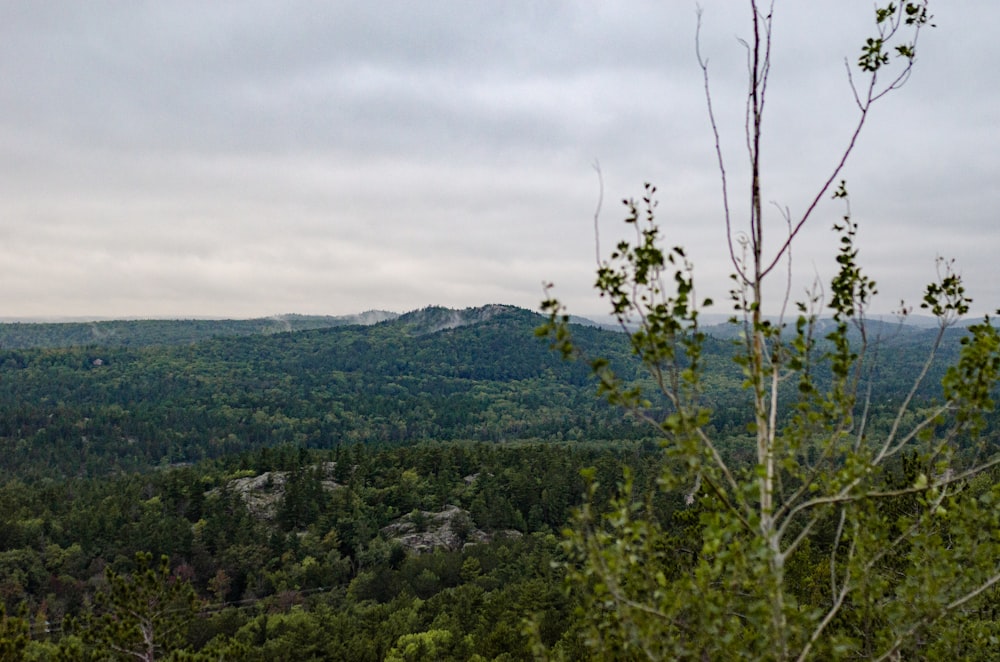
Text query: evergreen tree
72 552 200 661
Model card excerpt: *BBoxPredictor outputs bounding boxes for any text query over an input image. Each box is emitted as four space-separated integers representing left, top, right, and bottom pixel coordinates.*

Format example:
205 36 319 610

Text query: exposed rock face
381 504 521 554
347 310 399 325
216 462 341 521
225 471 288 519
381 505 482 553
393 304 518 336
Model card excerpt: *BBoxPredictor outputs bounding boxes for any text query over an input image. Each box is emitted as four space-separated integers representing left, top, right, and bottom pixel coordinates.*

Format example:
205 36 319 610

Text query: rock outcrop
381 504 521 554
213 462 341 521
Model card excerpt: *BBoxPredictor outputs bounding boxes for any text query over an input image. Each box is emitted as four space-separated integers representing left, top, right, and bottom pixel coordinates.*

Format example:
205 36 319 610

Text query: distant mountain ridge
0 310 399 349
0 305 565 349
0 303 966 351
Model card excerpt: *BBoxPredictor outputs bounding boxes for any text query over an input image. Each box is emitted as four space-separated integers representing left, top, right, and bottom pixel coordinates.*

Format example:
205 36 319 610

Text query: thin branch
795 515 854 662
873 571 1000 662
946 571 1000 613
830 507 848 597
695 427 751 516
696 7 744 283
880 403 952 460
772 201 794 326
762 9 928 279
780 514 816 559
628 404 750 528
782 454 1000 522
868 454 1000 499
875 323 949 463
761 104 868 279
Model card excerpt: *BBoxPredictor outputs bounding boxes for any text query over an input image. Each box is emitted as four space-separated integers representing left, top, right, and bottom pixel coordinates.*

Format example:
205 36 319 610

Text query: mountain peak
392 304 528 335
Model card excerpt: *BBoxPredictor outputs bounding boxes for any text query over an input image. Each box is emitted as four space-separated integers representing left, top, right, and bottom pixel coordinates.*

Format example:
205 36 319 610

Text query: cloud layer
1 1 996 319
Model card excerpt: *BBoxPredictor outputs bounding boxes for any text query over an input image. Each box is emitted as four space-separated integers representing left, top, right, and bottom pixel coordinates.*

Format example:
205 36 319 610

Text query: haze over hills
0 303 959 351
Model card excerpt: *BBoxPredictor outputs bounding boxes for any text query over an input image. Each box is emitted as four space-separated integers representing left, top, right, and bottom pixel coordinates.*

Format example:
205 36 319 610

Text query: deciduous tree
540 2 1000 659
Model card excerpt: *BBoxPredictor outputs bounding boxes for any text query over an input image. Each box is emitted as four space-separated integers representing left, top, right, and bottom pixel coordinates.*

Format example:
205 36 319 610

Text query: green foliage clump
538 2 1000 659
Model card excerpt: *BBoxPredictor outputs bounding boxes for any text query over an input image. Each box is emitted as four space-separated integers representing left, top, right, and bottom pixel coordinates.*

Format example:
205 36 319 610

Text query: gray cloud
0 1 996 319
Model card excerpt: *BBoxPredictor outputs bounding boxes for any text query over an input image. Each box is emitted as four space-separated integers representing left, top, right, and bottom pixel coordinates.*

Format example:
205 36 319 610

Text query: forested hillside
0 306 994 659
0 306 654 479
0 305 972 481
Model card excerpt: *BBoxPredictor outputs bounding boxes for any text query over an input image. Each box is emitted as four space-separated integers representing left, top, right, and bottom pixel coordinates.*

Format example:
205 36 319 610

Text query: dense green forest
0 305 966 480
0 306 653 479
0 440 649 659
0 305 995 659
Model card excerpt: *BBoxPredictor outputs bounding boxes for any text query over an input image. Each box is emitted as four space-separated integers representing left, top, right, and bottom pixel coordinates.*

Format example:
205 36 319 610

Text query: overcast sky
1 1 997 320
